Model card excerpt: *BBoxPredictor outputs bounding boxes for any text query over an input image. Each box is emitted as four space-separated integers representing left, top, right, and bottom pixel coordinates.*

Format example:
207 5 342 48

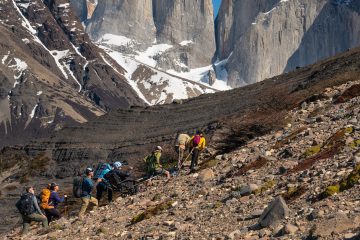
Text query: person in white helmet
144 146 170 185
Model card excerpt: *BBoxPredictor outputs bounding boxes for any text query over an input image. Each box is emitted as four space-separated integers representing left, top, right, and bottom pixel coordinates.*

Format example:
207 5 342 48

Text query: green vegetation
349 139 360 148
282 185 307 202
322 165 360 198
254 180 277 195
97 227 108 235
304 145 321 157
199 159 219 170
130 200 174 225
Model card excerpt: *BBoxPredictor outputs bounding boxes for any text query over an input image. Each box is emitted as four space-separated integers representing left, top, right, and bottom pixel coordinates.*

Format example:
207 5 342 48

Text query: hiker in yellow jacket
189 130 206 173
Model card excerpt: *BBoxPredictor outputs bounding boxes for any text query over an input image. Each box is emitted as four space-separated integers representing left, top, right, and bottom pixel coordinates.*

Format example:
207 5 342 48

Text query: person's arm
116 170 130 179
199 137 206 150
52 192 65 203
32 195 43 215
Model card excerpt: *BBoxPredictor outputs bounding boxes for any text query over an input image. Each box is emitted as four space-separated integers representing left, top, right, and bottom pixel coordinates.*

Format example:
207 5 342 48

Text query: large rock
311 213 360 237
199 169 215 182
216 0 360 87
259 196 290 227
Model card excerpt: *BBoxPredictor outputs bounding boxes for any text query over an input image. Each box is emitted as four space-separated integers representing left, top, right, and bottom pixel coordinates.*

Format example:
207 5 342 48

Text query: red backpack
193 135 201 147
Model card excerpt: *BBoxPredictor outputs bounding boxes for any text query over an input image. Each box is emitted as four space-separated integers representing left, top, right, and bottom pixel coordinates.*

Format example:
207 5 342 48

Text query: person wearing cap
144 146 170 185
45 183 67 223
189 130 206 173
78 167 100 218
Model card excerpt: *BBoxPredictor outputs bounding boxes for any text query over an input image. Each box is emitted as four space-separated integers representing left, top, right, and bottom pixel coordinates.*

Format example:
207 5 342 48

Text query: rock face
85 0 155 45
153 0 216 68
216 0 360 87
73 0 216 69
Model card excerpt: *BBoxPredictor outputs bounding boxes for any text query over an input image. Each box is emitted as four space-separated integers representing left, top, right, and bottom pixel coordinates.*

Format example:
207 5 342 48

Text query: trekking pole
64 196 69 218
177 148 194 176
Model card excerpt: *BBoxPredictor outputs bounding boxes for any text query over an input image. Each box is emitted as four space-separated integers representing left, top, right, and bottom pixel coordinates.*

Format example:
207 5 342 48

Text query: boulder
259 197 290 227
239 184 259 196
199 169 215 182
311 213 359 237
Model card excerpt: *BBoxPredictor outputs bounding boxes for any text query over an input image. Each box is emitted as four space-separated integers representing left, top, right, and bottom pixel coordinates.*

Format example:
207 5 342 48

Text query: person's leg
193 148 199 166
21 215 31 235
164 170 171 180
79 197 90 218
48 208 61 222
44 209 51 223
190 148 196 171
27 213 48 228
108 187 113 202
96 183 104 202
89 196 98 211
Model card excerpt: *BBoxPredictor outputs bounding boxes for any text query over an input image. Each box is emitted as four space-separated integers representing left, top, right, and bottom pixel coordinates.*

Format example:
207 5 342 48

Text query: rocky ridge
3 78 360 240
0 0 146 147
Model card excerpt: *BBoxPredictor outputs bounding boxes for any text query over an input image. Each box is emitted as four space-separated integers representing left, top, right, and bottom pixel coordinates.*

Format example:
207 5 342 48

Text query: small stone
163 220 175 226
215 155 223 160
353 152 360 165
349 117 358 124
344 233 357 239
283 223 298 235
192 173 199 178
251 209 264 217
228 230 241 239
240 184 259 196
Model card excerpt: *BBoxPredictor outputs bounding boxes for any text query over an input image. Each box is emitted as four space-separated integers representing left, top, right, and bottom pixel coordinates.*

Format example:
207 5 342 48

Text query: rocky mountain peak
216 0 360 87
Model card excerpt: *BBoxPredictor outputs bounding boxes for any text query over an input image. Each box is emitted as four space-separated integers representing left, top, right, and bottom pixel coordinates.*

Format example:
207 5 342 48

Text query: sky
212 0 221 17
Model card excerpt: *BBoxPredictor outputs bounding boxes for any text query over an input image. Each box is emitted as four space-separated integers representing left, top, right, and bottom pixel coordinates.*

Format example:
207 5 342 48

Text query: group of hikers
15 130 206 235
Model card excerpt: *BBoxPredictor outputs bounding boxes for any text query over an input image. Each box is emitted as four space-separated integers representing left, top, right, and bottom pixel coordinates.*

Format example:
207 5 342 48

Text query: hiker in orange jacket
189 130 206 173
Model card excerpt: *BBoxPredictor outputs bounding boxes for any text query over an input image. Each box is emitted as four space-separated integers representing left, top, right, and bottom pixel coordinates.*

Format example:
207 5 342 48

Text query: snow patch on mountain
135 44 173 67
179 40 194 46
95 33 232 104
29 103 38 119
51 50 69 79
100 34 135 47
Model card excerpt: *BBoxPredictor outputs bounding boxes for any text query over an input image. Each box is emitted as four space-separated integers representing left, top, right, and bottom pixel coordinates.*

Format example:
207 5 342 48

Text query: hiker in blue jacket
78 168 100 218
95 162 114 204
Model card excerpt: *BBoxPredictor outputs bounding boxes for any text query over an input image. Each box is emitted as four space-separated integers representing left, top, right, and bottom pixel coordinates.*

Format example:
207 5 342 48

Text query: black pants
190 148 200 171
44 208 61 223
96 182 113 203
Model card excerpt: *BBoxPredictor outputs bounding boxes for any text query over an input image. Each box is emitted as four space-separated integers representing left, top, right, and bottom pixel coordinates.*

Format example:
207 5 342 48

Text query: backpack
93 163 112 180
15 193 35 216
144 153 158 171
73 176 84 198
40 188 53 209
104 171 122 189
193 135 201 147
